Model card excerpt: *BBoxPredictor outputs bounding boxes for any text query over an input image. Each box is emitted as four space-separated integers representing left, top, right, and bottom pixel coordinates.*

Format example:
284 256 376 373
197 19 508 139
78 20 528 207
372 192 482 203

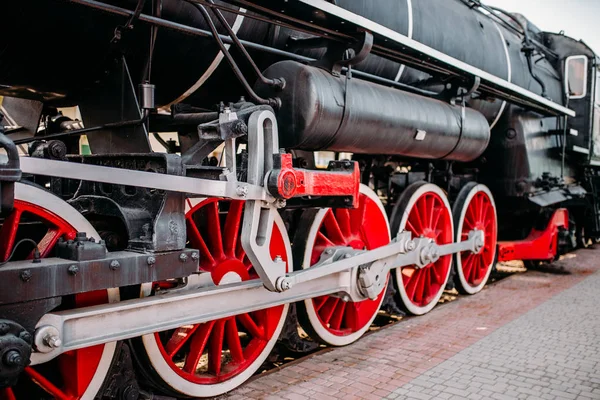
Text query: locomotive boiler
0 0 598 398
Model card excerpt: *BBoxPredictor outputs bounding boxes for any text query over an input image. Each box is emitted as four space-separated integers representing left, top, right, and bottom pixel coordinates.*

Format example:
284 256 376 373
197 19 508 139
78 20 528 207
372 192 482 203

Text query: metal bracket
241 110 287 292
312 30 374 76
0 115 22 213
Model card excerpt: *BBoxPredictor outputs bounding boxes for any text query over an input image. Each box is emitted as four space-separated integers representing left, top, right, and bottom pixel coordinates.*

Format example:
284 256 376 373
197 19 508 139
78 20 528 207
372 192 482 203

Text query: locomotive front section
0 0 597 398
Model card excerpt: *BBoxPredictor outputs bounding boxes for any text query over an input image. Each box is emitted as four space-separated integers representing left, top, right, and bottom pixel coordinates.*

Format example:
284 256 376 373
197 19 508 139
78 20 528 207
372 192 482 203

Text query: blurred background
484 0 600 54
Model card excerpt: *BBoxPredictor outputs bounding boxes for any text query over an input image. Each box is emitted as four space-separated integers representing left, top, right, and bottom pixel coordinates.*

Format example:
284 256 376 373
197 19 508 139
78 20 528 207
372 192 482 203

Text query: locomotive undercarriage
0 0 596 397
0 110 491 398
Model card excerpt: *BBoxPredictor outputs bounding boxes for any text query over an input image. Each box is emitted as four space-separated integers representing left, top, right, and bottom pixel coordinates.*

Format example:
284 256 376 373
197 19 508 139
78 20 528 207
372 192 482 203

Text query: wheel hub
0 320 32 388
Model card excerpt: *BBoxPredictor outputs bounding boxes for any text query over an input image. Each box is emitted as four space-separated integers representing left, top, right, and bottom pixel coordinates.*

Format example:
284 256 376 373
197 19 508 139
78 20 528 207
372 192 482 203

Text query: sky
482 0 600 55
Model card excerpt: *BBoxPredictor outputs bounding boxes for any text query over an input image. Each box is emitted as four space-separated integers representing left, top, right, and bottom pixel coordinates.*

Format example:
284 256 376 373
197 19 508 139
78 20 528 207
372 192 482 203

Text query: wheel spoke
0 388 16 400
182 321 215 374
335 209 352 238
0 208 22 261
404 268 420 301
430 263 442 284
329 300 346 330
35 227 64 258
208 320 226 376
24 367 71 400
431 207 442 232
313 296 328 311
186 218 216 268
323 210 345 244
205 202 225 261
414 269 426 304
165 325 200 358
350 197 367 235
223 201 244 257
319 297 340 324
478 195 486 223
225 318 244 364
427 195 435 229
236 313 264 339
414 197 426 232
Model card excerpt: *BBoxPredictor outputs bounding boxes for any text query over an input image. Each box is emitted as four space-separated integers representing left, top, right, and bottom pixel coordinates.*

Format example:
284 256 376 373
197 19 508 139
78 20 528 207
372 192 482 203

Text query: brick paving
223 247 600 400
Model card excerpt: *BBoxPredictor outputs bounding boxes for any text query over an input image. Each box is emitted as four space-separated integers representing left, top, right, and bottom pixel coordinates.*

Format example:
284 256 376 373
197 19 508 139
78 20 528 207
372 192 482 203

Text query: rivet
179 253 188 262
109 260 120 271
20 270 32 282
68 265 79 275
191 252 199 262
147 256 156 266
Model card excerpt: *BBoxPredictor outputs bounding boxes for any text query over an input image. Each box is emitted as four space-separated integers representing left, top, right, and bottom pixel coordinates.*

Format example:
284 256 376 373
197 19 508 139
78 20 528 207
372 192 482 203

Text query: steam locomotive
0 0 598 398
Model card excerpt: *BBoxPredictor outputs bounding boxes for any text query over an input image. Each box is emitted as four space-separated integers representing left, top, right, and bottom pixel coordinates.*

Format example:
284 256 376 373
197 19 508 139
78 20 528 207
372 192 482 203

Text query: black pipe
184 1 280 108
66 0 439 99
205 0 285 90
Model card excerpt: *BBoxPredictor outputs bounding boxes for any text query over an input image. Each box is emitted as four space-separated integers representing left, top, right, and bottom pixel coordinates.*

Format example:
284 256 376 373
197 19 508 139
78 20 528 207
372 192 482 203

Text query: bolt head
236 185 248 197
147 256 156 266
44 335 62 349
19 331 32 344
324 249 333 255
179 253 188 262
20 270 32 282
406 240 416 251
109 260 120 270
68 265 79 275
344 253 352 259
191 252 199 261
3 350 22 367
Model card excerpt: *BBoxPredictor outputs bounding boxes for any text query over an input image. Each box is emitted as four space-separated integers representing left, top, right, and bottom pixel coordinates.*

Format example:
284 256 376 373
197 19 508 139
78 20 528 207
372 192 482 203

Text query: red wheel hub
153 199 288 385
309 192 390 337
459 191 497 286
401 191 453 307
1 200 109 400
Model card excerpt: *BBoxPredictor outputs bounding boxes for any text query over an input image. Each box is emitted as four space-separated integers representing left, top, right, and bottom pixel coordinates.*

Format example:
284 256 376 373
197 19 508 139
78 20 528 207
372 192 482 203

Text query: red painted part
269 153 360 206
0 200 108 400
458 191 497 287
309 192 390 337
155 198 288 385
497 208 569 262
400 191 453 307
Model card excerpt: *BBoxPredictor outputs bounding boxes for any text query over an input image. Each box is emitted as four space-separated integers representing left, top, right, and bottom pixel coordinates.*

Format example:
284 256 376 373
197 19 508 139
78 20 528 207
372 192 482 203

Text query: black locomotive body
0 0 599 398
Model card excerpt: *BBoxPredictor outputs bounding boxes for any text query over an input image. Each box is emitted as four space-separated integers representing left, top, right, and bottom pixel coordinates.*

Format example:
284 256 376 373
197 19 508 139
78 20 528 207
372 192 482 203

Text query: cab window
565 55 588 99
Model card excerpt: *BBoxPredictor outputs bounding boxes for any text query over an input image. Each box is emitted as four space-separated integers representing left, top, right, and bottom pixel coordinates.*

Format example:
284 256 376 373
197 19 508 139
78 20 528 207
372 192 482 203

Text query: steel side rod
31 229 483 365
19 157 271 201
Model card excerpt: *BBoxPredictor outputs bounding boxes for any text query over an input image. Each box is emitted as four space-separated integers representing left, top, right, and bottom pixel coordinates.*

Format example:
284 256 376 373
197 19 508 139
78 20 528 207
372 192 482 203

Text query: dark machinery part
0 0 563 116
96 343 141 400
0 232 199 303
0 320 32 388
0 114 22 213
69 153 186 252
258 61 491 162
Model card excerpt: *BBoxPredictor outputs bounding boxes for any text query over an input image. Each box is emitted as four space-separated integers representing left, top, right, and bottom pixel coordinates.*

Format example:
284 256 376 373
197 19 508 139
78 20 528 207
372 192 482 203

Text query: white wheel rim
454 184 497 295
141 198 290 397
394 183 454 315
301 185 390 346
14 183 117 400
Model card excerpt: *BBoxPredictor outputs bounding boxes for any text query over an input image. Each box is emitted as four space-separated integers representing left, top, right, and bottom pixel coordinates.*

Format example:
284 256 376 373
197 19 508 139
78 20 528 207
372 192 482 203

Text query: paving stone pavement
389 268 600 400
222 247 600 400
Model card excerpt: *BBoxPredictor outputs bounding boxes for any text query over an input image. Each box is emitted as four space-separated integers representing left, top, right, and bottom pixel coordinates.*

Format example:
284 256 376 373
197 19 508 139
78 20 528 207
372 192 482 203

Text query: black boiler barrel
258 61 490 162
